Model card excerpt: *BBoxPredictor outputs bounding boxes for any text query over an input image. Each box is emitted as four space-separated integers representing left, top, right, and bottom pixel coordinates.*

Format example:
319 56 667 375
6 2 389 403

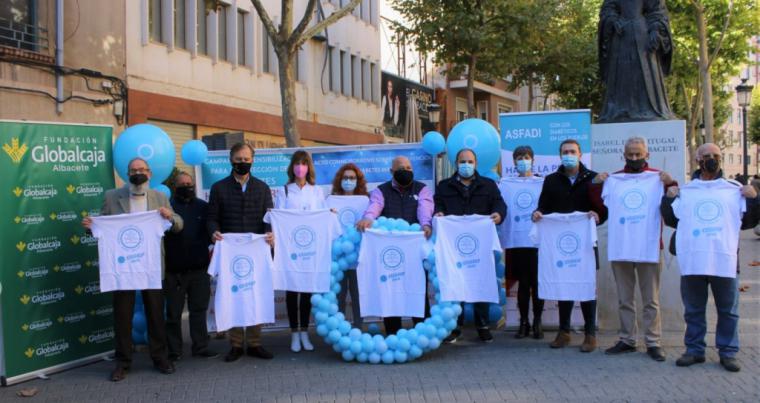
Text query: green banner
0 121 115 384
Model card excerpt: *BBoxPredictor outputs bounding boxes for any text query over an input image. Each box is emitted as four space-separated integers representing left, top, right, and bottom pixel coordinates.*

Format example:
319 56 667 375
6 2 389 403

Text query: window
197 0 209 55
218 5 228 61
351 55 359 98
477 100 489 120
371 62 380 104
456 97 468 122
262 25 271 73
361 59 369 101
328 46 335 92
729 154 734 164
174 0 185 49
237 10 246 65
149 0 164 43
0 0 47 52
497 103 512 115
340 50 349 96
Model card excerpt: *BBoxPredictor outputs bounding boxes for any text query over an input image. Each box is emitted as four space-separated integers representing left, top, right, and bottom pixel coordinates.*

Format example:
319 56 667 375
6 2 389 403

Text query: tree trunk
466 54 477 118
277 48 301 147
527 77 534 112
695 3 714 143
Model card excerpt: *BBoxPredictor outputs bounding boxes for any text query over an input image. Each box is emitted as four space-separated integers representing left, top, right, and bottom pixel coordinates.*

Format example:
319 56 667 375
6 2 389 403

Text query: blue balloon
311 294 323 305
357 352 369 363
386 335 399 350
326 317 339 330
338 320 351 335
496 263 506 279
342 350 355 361
394 351 408 363
338 336 351 350
131 329 146 345
422 131 446 156
417 335 430 349
132 312 147 333
317 324 329 337
350 341 362 354
482 171 501 182
181 140 208 166
152 184 171 199
341 241 355 254
446 118 501 170
315 311 328 323
489 304 503 323
375 339 388 354
367 323 381 335
349 328 363 340
382 351 395 364
369 352 382 364
328 329 341 344
361 339 374 353
397 338 411 352
113 124 176 187
409 345 423 359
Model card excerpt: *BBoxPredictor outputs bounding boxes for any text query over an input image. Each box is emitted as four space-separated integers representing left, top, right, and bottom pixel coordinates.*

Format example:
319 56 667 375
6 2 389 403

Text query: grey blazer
100 185 184 277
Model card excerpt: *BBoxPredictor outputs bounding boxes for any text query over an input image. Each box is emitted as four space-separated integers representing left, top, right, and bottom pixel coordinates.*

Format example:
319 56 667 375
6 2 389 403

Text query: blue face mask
341 179 357 192
516 159 532 174
458 163 475 178
561 154 579 169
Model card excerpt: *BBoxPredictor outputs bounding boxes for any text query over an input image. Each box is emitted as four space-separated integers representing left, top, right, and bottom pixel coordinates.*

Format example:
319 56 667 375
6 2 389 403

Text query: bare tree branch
291 0 320 47
707 0 734 70
296 0 362 48
250 0 279 45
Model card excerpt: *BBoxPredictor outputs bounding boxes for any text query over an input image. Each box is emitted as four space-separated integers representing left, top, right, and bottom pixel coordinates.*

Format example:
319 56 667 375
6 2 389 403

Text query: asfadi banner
0 121 115 386
499 110 592 176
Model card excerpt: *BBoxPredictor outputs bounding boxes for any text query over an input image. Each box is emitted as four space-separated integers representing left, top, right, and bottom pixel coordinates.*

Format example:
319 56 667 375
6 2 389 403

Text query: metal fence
0 16 49 53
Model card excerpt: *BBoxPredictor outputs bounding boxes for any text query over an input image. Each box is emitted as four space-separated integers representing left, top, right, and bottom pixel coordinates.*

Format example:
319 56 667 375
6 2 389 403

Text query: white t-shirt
207 233 275 331
602 171 664 263
529 212 597 301
325 195 370 227
264 209 342 292
497 176 544 249
433 215 500 303
90 211 172 292
357 229 429 318
274 183 327 211
672 179 746 278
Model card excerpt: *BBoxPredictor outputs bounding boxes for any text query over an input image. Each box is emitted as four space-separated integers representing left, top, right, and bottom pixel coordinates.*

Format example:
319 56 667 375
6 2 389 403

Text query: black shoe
443 329 461 344
532 318 544 339
224 347 244 362
514 320 530 339
154 361 176 374
477 328 494 343
192 350 220 359
676 353 705 367
246 346 274 359
110 366 129 382
168 353 182 362
605 341 637 355
719 357 741 372
647 346 666 362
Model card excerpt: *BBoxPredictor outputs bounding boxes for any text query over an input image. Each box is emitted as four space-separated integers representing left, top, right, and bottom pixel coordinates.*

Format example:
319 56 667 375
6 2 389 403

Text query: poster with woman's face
381 73 435 138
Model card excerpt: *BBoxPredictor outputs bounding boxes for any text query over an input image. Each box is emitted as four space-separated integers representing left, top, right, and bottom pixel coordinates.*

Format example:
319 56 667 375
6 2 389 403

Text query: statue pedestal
591 120 687 333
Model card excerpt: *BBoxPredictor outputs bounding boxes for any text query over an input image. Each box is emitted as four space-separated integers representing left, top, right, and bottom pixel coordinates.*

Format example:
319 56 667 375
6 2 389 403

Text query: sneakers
646 346 666 362
675 353 705 367
290 332 301 353
477 328 494 343
719 357 741 372
605 341 637 355
300 331 314 351
549 331 571 349
580 335 597 353
443 328 461 344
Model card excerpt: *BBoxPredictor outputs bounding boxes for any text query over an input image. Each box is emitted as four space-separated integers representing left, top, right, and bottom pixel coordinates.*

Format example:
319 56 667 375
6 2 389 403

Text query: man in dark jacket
532 139 607 353
207 142 275 362
434 148 506 343
660 143 758 372
164 172 217 361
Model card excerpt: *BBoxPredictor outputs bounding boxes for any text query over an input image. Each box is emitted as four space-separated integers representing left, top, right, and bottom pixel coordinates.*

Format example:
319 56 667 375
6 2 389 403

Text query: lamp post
735 78 754 178
428 103 441 130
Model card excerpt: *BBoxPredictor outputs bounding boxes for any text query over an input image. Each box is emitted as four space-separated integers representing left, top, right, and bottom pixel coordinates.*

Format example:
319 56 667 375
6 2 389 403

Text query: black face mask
175 186 195 201
232 162 252 176
625 158 646 172
129 173 148 186
393 169 414 187
701 158 720 174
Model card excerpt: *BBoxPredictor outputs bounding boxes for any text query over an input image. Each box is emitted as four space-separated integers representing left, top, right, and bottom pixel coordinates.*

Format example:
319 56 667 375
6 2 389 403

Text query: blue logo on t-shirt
694 199 723 224
117 256 126 264
455 233 479 257
117 226 143 250
292 226 316 249
556 260 564 268
380 246 404 270
692 229 701 237
621 189 646 211
556 231 580 256
231 255 254 279
513 191 535 211
338 208 358 227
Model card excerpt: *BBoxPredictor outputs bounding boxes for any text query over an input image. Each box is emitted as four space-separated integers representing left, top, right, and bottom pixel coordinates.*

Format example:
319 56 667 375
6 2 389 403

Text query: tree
749 87 760 145
250 0 361 147
391 0 513 117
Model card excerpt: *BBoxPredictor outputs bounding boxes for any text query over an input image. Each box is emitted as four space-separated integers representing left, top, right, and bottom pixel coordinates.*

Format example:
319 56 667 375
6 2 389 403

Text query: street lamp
735 78 754 178
428 103 441 129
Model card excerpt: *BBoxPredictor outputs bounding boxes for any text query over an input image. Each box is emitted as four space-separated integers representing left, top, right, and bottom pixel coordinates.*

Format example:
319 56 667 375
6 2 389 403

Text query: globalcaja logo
513 190 536 211
72 182 104 197
17 266 49 279
694 199 723 224
49 210 78 222
79 328 114 345
14 214 45 225
30 139 107 172
84 259 99 268
118 225 144 250
78 281 100 295
78 233 98 247
14 184 58 200
338 208 358 227
292 225 316 249
25 339 70 359
22 236 62 254
58 261 82 273
90 305 113 317
621 189 646 211
80 209 99 218
3 137 28 163
22 318 53 332
58 311 86 324
25 288 66 305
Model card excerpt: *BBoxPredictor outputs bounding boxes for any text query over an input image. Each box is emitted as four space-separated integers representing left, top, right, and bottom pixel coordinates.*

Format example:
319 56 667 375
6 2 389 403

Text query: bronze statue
598 0 675 123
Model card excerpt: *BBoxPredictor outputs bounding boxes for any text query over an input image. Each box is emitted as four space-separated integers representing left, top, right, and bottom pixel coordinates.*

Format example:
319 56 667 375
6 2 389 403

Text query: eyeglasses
128 168 150 174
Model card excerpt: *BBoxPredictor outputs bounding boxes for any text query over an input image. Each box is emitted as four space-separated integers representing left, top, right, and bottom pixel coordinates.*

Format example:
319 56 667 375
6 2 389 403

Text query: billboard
381 72 435 139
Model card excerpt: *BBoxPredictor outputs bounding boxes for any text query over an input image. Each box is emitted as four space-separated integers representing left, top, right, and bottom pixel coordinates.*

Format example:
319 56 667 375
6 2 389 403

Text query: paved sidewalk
2 232 759 402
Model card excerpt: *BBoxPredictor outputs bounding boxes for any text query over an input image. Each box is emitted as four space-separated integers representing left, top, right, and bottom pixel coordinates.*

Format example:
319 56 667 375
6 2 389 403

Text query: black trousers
113 289 168 368
286 291 312 330
163 270 211 356
384 294 431 335
558 300 597 335
509 248 544 322
456 302 490 329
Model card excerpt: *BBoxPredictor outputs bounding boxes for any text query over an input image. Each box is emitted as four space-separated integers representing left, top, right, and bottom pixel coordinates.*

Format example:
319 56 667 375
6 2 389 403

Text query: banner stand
1 351 112 386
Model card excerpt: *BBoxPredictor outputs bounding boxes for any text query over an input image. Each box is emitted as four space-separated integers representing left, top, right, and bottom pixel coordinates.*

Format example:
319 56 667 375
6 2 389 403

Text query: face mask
561 155 579 169
701 158 720 174
293 164 308 179
393 169 414 187
341 179 357 192
516 159 532 174
129 173 148 186
232 162 251 176
458 163 475 178
175 186 195 200
625 158 646 172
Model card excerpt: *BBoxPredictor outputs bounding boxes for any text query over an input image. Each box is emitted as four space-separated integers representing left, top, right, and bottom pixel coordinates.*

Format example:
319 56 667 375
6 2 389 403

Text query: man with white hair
661 143 758 372
594 136 677 362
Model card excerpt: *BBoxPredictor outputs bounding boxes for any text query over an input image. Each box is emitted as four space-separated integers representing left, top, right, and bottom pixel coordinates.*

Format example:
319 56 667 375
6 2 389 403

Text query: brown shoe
580 334 597 353
110 366 129 382
549 331 571 348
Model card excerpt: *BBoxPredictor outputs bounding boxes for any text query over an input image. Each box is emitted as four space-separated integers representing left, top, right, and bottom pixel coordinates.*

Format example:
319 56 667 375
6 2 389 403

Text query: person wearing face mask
274 150 327 352
81 157 183 381
207 142 275 363
532 139 607 353
660 143 759 372
356 156 434 335
593 137 677 361
434 148 506 343
163 172 218 362
328 163 370 329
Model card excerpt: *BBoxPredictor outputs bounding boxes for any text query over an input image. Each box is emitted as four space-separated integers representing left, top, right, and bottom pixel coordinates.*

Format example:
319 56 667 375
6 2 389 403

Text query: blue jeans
680 275 739 358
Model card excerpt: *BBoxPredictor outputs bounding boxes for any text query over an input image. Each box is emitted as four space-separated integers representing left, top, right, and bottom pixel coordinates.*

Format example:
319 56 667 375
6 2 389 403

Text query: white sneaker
290 332 302 353
300 331 314 351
